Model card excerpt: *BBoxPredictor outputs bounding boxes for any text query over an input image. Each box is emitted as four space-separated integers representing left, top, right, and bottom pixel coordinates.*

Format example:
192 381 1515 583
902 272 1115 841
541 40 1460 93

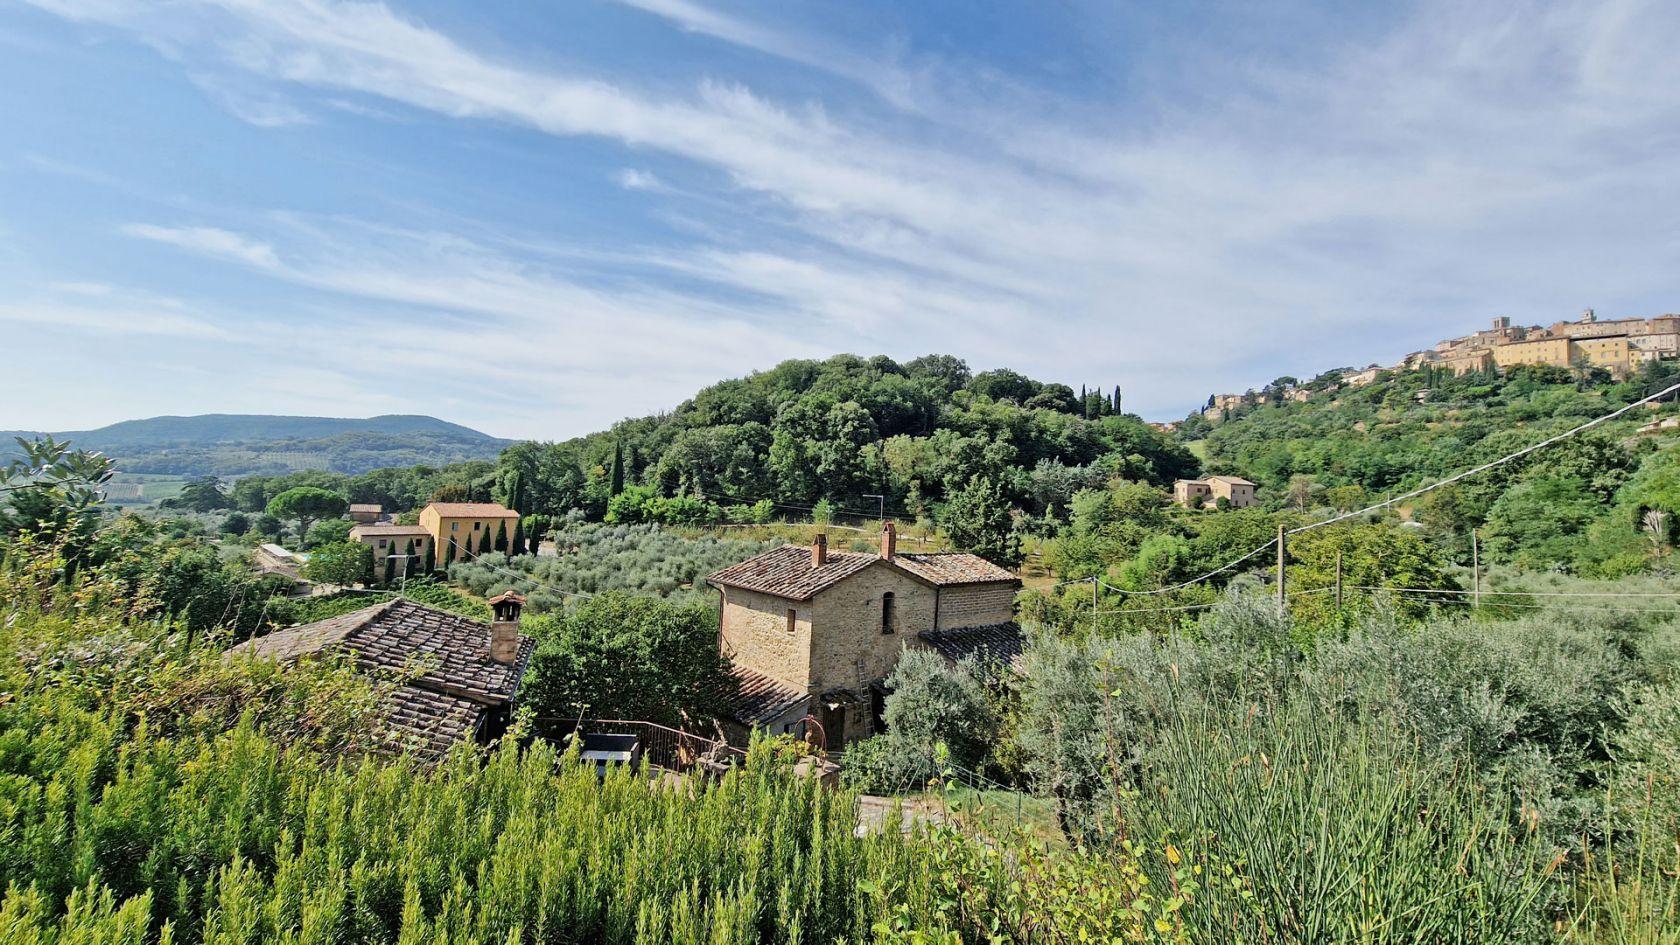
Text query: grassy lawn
1183 439 1209 461
937 786 1065 848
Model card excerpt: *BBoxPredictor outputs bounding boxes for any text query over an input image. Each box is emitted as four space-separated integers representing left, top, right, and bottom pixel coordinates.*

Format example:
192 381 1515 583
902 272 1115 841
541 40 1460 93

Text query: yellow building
419 501 521 562
1574 335 1631 375
1493 336 1573 371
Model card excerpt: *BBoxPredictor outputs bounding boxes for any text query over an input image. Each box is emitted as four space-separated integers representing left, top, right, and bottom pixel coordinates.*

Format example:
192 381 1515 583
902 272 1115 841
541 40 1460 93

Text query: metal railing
538 717 747 775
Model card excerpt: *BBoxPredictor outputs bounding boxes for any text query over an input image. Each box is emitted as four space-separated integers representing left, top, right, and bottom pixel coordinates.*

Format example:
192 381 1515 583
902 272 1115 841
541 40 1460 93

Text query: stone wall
809 561 933 694
935 582 1017 630
719 587 811 691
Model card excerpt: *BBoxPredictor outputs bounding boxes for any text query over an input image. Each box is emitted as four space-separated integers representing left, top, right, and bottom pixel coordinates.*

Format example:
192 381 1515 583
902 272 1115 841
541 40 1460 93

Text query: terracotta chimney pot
812 533 828 568
880 521 897 560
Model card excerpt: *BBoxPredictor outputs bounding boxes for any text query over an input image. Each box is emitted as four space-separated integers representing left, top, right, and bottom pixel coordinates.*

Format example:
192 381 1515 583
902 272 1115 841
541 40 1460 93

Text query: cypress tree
511 517 526 556
610 443 625 496
423 543 436 573
1113 385 1123 415
494 520 509 553
383 553 396 587
478 524 492 555
444 537 457 566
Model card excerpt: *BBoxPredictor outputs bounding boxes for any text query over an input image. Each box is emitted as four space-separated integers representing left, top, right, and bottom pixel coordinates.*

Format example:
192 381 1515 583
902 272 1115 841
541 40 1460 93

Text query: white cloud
121 224 283 271
615 168 663 191
20 0 1680 425
188 71 311 127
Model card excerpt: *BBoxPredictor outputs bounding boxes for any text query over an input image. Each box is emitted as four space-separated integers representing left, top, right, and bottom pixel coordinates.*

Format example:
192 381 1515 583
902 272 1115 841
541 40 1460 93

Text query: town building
419 501 521 561
705 523 1021 748
225 592 534 759
1173 475 1257 509
348 503 385 525
349 523 432 575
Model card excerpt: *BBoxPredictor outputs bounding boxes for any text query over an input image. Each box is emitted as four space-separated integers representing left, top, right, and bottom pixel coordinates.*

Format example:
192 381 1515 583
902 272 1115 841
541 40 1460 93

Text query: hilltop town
1199 309 1680 421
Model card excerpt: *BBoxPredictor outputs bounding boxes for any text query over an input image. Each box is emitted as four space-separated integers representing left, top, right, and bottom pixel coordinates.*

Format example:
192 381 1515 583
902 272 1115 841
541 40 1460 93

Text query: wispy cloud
17 0 1680 431
188 71 311 127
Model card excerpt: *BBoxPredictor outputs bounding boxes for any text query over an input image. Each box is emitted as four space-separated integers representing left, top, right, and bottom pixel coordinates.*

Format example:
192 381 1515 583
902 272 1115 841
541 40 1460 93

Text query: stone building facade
706 524 1021 748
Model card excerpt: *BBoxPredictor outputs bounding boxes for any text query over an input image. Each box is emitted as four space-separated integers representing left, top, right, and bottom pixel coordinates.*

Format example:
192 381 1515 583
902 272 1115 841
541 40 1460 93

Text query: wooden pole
1334 549 1343 611
1275 524 1287 619
1471 528 1481 610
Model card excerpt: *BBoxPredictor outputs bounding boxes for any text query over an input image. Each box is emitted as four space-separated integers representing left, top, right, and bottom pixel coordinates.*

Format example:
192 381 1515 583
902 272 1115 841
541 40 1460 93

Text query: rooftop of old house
706 543 1019 601
226 598 534 758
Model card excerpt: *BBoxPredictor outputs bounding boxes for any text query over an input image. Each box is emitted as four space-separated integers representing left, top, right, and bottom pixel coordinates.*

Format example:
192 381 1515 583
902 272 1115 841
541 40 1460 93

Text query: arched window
881 592 895 634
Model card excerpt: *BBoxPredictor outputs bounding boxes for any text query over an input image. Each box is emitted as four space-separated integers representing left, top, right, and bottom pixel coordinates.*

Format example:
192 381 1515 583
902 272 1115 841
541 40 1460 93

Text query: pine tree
610 443 625 496
941 474 1022 568
494 520 509 553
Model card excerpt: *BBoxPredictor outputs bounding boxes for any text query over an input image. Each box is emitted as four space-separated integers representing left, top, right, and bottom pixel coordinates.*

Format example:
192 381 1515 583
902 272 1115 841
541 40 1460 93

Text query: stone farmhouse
349 523 432 576
705 523 1022 748
225 591 534 759
1173 475 1257 509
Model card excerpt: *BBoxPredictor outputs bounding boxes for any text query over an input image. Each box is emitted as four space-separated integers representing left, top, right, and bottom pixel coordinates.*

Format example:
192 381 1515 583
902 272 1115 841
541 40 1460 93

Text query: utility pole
1092 576 1100 628
1275 524 1287 619
1471 528 1481 611
388 554 412 598
863 494 885 522
1334 549 1343 611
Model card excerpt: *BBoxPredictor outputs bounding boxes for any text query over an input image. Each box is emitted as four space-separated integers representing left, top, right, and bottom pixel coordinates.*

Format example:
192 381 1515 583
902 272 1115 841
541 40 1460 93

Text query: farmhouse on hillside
1173 475 1258 509
225 592 534 759
349 523 432 575
419 501 521 561
705 523 1022 748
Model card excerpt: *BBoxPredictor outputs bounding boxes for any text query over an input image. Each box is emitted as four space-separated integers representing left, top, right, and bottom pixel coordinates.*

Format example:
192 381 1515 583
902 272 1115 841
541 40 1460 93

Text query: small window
377 539 387 549
786 608 797 633
474 522 481 531
881 592 895 635
451 522 459 532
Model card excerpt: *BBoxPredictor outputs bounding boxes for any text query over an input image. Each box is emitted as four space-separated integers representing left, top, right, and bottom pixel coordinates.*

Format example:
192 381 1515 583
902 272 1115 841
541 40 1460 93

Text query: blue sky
2 0 1677 439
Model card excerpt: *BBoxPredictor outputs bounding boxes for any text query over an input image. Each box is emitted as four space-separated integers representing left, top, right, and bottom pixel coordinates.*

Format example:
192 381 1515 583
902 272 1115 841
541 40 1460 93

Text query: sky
2 0 1677 439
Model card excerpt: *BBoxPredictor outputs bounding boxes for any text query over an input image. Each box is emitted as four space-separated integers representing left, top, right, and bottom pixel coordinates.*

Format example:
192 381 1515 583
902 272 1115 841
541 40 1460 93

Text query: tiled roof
378 685 486 760
349 504 383 513
707 545 1018 600
349 524 431 537
227 599 533 705
706 545 878 600
724 663 809 727
891 553 1019 587
1206 475 1256 486
917 622 1027 672
426 502 520 518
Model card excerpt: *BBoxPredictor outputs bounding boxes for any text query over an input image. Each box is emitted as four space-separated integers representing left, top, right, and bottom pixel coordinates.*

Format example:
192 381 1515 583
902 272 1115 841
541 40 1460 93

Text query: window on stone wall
881 592 895 634
786 608 796 633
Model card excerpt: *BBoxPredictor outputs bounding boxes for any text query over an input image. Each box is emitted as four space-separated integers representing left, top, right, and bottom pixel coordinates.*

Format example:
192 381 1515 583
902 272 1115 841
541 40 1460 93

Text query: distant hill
2 414 512 477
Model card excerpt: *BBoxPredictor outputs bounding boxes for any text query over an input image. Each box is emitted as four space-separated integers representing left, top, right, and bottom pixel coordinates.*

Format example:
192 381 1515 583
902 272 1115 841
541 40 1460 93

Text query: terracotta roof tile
228 599 534 705
425 502 520 518
378 685 486 760
917 622 1027 672
349 524 431 537
891 552 1019 586
706 545 877 600
724 663 809 727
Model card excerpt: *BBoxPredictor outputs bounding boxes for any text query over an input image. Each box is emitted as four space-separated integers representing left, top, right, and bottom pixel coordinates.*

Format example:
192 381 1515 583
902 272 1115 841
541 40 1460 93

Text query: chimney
880 521 897 560
486 590 525 664
812 533 828 568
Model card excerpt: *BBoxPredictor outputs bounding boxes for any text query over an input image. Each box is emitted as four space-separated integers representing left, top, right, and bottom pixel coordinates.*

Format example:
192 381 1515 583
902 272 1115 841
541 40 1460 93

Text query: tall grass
1122 701 1558 943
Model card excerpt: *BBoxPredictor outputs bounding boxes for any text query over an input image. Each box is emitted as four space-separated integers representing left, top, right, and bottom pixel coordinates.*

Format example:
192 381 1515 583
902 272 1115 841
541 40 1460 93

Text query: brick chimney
880 521 897 560
486 590 525 664
812 533 828 568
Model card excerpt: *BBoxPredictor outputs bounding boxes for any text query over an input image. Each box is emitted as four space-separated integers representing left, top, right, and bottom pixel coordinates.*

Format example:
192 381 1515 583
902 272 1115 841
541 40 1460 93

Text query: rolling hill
3 414 511 477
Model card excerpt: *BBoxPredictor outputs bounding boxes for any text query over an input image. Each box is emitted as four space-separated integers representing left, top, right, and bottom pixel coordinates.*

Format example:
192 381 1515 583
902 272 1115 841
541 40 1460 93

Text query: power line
1087 380 1680 598
1347 584 1680 598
